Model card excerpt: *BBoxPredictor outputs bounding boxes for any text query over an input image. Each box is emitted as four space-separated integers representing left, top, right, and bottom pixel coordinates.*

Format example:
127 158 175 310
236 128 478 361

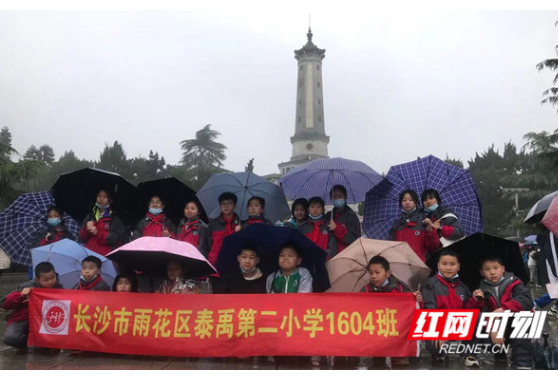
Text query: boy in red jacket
420 250 484 367
476 256 533 369
1 262 62 348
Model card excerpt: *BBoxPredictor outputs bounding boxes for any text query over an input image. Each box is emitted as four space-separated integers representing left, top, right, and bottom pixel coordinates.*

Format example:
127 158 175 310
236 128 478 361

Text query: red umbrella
542 196 558 238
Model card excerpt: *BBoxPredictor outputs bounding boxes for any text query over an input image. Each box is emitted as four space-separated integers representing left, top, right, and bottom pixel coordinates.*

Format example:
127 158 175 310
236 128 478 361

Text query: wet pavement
1 272 556 370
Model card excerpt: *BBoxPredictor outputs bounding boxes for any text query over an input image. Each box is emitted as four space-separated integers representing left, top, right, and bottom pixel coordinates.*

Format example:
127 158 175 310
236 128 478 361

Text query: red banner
28 289 419 357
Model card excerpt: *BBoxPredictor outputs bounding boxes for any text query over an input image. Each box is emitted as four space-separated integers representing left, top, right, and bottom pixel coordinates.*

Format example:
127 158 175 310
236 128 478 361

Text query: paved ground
1 272 556 370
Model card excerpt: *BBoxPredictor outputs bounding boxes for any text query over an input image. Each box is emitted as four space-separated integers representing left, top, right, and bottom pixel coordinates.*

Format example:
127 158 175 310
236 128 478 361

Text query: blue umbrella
31 239 117 289
196 172 290 224
363 155 483 240
215 224 330 292
278 157 383 204
0 191 80 266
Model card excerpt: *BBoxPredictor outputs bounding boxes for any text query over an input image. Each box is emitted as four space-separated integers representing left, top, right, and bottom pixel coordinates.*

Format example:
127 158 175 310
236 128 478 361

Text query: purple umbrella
363 155 483 240
0 191 80 266
278 157 383 204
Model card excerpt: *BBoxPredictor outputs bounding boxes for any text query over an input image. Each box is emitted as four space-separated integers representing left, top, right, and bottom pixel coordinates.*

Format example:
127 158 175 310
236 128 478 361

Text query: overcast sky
1 10 558 176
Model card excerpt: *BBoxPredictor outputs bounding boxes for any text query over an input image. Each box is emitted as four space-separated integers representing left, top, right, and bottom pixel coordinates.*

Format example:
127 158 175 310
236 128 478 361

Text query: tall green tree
129 150 167 185
179 125 227 190
245 158 254 172
24 144 55 165
0 127 43 209
97 141 132 179
537 21 558 112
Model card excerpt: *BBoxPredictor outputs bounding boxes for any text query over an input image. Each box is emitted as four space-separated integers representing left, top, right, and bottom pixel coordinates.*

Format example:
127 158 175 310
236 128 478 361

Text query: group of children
0 185 538 369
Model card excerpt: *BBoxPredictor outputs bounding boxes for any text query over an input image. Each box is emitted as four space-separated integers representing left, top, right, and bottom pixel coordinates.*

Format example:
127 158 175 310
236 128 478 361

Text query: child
214 243 267 294
476 256 533 369
176 200 209 257
207 192 241 267
284 198 309 229
388 190 441 263
79 189 126 256
132 195 176 240
37 206 76 246
72 256 110 291
241 196 273 228
324 185 361 254
112 271 139 292
1 262 62 348
298 197 336 259
419 250 484 367
157 260 199 294
421 189 465 245
360 256 421 367
267 242 312 293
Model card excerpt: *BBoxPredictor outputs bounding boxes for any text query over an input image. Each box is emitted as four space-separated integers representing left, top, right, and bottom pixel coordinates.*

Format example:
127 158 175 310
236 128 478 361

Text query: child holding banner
361 255 421 367
157 260 199 294
267 242 312 294
72 256 110 291
1 262 63 348
214 243 266 294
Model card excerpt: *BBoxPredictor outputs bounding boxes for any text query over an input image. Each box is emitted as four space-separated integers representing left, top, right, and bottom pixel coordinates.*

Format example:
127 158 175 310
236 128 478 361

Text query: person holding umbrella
388 190 441 263
324 185 361 254
79 189 126 256
132 195 176 240
421 189 465 246
207 192 241 266
30 206 77 247
176 200 209 258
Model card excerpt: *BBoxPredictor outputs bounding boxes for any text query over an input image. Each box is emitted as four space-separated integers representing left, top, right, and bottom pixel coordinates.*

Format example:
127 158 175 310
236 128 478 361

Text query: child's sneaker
548 305 558 317
464 356 479 368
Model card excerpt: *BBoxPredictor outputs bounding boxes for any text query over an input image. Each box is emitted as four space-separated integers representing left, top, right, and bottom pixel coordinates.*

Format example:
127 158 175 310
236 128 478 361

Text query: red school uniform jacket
360 275 410 294
298 217 337 258
388 209 441 262
324 205 361 254
207 213 240 266
176 217 209 258
478 272 533 312
79 210 125 256
422 274 484 309
132 212 176 240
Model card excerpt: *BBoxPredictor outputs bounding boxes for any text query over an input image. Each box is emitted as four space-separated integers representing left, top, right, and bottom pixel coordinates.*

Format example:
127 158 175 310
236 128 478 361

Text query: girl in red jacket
78 189 125 256
388 190 441 263
299 197 336 258
176 200 209 258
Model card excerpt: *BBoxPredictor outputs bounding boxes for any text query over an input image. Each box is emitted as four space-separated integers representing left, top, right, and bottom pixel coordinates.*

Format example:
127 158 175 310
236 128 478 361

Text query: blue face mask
309 214 323 220
149 208 163 215
47 218 61 227
425 203 439 213
332 199 346 208
96 203 110 210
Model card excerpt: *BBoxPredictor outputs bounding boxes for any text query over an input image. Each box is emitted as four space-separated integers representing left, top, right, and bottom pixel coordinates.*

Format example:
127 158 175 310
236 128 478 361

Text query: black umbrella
436 233 529 291
51 168 138 226
136 177 207 225
524 190 558 224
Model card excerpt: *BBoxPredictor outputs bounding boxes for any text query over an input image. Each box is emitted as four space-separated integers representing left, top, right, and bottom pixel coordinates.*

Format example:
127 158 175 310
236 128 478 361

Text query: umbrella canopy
107 236 216 278
363 155 483 240
0 191 79 266
326 238 430 293
51 167 138 226
278 157 383 205
436 233 529 292
31 239 117 289
136 177 207 225
524 190 558 224
196 172 290 224
542 196 558 239
215 224 330 292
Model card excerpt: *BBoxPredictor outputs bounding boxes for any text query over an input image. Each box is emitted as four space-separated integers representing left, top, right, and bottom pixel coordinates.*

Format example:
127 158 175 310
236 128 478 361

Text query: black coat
213 266 267 294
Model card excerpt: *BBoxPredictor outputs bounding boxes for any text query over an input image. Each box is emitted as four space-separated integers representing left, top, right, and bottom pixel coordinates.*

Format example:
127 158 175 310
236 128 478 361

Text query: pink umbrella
542 196 558 238
107 237 217 277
